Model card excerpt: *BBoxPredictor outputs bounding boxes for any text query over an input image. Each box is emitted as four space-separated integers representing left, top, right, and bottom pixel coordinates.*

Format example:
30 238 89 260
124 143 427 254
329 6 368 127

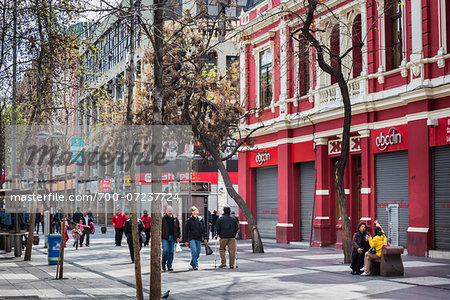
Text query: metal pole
75 66 79 210
12 0 21 258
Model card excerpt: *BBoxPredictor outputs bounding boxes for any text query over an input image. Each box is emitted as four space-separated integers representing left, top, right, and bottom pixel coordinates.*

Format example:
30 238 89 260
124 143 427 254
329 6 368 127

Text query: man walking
140 210 151 246
216 206 239 268
210 210 218 237
161 206 180 271
73 207 83 224
54 207 62 234
112 208 127 246
185 206 207 270
124 214 145 263
80 211 94 247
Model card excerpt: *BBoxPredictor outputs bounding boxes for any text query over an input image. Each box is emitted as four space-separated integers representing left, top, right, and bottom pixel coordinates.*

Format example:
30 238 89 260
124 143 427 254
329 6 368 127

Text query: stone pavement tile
402 261 447 268
304 264 350 272
294 253 345 260
390 276 450 286
244 256 299 262
368 285 450 300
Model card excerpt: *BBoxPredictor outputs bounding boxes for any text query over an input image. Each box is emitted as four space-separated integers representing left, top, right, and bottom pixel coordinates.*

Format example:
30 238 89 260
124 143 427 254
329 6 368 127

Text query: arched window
330 24 340 84
352 14 362 78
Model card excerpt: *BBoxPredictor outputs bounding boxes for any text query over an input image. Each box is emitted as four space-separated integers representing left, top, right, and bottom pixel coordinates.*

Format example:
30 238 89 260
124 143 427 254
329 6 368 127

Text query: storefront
255 167 278 239
372 126 409 247
299 161 315 242
430 117 450 251
248 148 279 239
238 114 450 256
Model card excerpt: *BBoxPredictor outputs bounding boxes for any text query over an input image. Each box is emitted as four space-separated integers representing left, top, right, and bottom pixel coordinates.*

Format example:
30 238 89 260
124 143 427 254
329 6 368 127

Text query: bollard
14 234 22 257
44 211 50 248
0 235 5 250
5 234 11 252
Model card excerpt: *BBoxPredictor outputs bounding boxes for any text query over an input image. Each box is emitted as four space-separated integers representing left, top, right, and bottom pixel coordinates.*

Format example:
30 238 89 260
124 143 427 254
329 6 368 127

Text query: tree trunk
150 0 164 297
195 133 264 253
24 203 35 261
126 1 143 298
335 79 353 264
299 0 354 264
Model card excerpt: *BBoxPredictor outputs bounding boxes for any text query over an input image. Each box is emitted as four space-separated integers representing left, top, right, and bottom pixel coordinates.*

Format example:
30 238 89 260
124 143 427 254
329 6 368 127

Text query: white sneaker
360 272 370 276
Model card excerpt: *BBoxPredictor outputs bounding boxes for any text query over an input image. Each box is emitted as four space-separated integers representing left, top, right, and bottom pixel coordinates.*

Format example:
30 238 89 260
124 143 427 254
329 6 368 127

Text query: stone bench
371 246 404 276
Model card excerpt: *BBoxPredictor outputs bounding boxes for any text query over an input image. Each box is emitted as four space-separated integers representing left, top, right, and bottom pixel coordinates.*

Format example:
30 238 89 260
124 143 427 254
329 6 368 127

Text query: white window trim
253 38 275 111
375 0 386 74
438 0 447 55
293 33 313 101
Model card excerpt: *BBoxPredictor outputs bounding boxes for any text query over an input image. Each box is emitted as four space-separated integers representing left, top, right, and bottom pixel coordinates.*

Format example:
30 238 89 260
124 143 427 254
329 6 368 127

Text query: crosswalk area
1 231 450 299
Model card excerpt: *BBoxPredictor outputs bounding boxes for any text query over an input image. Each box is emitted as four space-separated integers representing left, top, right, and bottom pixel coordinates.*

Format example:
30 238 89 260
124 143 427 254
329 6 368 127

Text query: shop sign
256 152 271 165
372 125 408 153
328 137 361 155
248 147 278 168
375 127 402 151
100 179 110 192
429 117 450 147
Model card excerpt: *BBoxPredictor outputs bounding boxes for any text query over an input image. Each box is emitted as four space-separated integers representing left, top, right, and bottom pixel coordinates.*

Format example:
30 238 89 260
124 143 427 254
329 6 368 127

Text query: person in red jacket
140 210 151 246
112 208 127 246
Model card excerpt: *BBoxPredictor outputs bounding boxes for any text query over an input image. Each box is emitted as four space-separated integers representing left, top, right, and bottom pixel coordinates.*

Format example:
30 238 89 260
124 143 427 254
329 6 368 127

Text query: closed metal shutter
300 161 315 241
376 151 408 247
256 167 278 239
433 145 450 250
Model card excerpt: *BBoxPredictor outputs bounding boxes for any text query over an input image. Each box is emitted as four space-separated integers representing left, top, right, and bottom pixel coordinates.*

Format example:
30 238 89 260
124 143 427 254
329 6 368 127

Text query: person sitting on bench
361 219 387 276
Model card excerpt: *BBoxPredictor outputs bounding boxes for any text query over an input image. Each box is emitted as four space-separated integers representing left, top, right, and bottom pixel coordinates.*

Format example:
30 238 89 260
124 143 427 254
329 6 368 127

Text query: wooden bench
371 246 404 276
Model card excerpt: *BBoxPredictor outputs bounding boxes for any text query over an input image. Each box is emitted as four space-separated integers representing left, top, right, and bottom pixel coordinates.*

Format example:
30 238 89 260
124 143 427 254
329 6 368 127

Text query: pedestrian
361 220 387 276
215 206 239 269
54 208 62 234
112 208 127 246
80 211 94 247
71 223 82 250
231 211 239 225
39 212 44 234
87 209 95 222
210 209 218 237
35 208 41 234
124 214 145 263
63 219 70 247
161 206 181 271
185 206 207 270
350 222 370 275
73 207 83 224
140 210 151 246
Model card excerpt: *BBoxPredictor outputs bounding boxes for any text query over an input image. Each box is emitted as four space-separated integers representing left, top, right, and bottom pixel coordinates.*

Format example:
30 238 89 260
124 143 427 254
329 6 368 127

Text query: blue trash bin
48 234 62 265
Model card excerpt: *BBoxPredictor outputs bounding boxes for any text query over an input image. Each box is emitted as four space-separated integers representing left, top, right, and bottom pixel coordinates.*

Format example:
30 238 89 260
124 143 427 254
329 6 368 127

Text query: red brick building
237 0 450 256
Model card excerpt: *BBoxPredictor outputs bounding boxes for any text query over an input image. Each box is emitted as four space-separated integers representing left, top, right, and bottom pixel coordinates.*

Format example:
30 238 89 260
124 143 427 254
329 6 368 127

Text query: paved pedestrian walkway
1 227 449 299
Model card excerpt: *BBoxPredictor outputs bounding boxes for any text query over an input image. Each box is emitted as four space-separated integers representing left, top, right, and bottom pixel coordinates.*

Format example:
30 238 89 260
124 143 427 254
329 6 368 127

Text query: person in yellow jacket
361 219 387 276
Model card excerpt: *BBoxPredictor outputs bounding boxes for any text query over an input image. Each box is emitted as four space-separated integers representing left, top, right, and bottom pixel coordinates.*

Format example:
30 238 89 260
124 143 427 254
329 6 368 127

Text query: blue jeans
189 240 202 267
162 235 175 268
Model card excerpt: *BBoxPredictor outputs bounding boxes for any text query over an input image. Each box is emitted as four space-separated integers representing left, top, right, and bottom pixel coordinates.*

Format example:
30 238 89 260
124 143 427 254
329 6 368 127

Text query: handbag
140 231 146 241
368 247 377 254
205 243 213 255
175 242 182 253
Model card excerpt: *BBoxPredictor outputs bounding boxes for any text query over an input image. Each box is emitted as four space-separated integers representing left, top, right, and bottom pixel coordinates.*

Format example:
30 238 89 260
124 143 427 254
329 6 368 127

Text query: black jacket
73 210 83 224
185 216 205 241
124 219 145 243
211 213 218 226
162 215 180 240
81 215 94 234
216 214 239 239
